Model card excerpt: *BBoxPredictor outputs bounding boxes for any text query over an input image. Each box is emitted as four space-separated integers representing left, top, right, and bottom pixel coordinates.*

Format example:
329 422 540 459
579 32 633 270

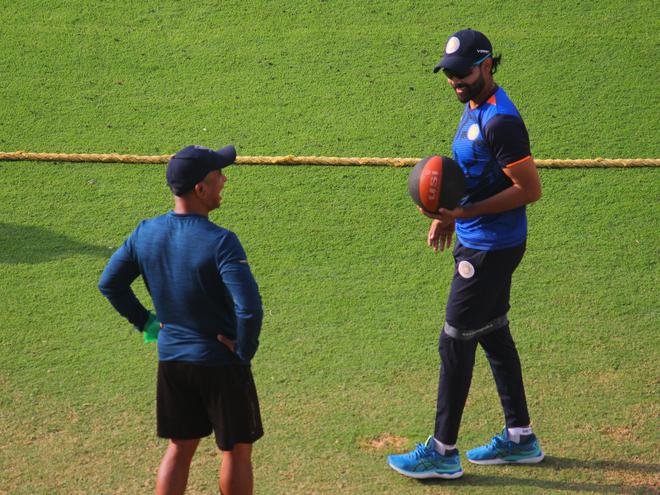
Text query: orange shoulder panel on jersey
505 155 532 168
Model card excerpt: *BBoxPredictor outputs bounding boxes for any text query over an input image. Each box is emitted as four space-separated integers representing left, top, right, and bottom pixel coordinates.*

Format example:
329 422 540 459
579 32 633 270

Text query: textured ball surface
408 155 466 212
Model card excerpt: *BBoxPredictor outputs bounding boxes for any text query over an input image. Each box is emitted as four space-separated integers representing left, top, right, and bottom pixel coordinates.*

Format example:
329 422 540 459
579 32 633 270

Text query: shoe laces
489 432 511 451
410 437 436 459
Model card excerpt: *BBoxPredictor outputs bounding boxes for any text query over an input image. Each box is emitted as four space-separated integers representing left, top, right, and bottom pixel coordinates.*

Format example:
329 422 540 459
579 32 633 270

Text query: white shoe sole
388 462 464 479
467 450 545 465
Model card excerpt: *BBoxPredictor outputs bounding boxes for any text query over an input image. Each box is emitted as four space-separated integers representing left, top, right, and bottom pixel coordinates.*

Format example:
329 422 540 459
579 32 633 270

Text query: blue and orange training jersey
451 86 531 250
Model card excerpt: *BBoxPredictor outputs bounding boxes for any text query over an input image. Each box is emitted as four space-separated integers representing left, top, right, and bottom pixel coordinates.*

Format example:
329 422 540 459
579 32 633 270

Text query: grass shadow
419 456 659 494
0 222 112 264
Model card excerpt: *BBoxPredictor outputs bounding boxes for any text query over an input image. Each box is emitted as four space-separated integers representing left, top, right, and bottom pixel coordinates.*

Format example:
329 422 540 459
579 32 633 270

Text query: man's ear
483 57 494 74
193 182 205 196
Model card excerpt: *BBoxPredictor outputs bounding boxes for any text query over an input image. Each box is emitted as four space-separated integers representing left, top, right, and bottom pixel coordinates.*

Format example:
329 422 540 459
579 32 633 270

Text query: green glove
142 312 161 344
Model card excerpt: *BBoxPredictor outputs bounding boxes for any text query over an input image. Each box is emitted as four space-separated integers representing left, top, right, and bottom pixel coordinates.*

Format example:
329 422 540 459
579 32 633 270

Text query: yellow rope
0 151 658 168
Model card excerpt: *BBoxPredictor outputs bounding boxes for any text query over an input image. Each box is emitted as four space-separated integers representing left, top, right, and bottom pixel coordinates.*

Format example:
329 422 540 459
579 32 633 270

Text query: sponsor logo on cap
446 36 460 54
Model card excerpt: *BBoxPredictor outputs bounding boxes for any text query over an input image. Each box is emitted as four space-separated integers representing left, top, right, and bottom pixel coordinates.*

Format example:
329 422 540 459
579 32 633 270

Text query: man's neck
469 81 498 109
173 197 209 217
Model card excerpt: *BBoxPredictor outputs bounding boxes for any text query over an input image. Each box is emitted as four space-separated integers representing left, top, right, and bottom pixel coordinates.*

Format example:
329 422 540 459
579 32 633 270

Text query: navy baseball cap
433 29 492 76
166 144 236 195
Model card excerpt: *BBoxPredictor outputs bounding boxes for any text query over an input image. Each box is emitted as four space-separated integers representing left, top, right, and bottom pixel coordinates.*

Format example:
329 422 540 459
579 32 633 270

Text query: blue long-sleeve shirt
98 211 263 365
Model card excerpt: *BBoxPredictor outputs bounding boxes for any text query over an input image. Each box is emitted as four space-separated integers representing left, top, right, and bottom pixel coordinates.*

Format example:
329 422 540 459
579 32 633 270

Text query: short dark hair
491 53 502 74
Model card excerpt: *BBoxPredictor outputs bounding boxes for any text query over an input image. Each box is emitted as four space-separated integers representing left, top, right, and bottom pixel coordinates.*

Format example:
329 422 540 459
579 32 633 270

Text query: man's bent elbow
98 281 112 298
523 178 542 204
529 185 542 203
237 306 263 323
98 280 123 299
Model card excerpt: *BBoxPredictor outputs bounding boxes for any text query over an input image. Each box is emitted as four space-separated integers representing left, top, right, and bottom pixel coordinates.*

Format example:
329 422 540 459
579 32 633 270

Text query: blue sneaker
387 436 463 479
467 429 544 464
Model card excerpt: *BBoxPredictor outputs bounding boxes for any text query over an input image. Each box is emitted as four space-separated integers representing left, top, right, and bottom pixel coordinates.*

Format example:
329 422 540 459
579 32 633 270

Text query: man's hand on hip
217 334 236 353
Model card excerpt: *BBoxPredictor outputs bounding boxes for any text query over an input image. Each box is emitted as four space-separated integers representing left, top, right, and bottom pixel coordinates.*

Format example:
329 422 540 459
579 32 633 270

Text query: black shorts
157 361 263 451
444 241 526 339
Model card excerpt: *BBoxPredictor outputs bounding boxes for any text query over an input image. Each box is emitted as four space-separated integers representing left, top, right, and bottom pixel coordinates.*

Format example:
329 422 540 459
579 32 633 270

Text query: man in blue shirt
99 144 263 495
388 29 544 479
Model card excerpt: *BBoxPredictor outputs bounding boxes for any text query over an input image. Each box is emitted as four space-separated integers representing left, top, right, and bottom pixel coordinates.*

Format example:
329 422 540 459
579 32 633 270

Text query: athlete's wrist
453 206 470 219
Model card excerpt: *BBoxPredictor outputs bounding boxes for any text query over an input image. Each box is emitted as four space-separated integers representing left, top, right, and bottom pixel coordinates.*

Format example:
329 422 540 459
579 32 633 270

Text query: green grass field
1 1 659 494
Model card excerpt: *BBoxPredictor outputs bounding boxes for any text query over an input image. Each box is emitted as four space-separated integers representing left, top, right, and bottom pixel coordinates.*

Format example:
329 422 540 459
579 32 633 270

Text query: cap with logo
166 144 236 195
433 29 492 76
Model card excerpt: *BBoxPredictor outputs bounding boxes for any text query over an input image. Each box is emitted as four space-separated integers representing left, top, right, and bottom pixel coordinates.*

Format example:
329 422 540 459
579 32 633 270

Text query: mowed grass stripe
0 1 658 158
1 163 658 494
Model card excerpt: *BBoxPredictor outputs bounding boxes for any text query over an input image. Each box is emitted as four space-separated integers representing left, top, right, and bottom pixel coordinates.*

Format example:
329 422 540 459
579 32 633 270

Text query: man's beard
454 73 485 103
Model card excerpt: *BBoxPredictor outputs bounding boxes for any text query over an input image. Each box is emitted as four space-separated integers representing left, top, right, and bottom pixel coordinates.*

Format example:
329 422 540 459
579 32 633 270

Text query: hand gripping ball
408 155 466 212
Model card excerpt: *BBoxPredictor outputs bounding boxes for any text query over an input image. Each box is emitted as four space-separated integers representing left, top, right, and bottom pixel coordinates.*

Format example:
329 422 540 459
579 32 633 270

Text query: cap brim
433 55 472 74
215 145 237 168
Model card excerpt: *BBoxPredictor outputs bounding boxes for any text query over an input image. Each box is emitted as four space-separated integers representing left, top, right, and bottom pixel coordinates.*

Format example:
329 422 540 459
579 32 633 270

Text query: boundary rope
0 151 658 168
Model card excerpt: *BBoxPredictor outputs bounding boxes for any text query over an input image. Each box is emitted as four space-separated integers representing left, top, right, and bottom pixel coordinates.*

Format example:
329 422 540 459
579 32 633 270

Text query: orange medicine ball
408 155 466 212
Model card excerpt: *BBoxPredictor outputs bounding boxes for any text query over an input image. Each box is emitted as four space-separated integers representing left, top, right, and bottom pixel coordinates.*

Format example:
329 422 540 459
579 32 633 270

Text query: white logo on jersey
458 260 475 279
446 36 460 54
467 123 480 141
